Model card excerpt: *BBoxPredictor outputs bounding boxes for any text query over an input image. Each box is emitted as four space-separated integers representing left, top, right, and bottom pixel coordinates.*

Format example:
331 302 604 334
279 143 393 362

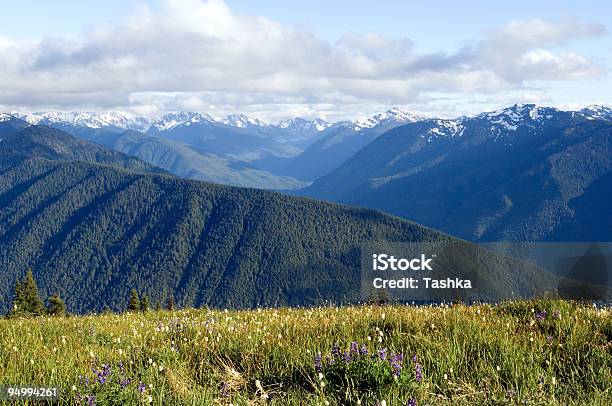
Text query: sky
0 0 610 121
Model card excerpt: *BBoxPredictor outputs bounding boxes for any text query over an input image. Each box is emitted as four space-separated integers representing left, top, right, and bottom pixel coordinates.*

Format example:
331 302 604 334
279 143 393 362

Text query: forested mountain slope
0 124 452 313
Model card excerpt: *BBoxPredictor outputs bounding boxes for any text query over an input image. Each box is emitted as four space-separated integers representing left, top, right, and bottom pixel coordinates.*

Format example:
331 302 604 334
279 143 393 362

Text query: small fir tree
46 293 66 316
22 270 45 316
128 289 140 312
167 294 175 311
141 295 149 312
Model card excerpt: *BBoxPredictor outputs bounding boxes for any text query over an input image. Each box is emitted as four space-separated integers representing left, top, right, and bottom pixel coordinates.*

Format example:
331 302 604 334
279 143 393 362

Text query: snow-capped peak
14 111 151 132
580 105 612 120
353 108 424 130
0 113 14 123
477 104 557 132
276 117 331 132
220 114 267 128
150 112 217 131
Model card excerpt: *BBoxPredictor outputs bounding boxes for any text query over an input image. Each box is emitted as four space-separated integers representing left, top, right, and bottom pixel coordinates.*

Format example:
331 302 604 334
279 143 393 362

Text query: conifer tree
46 293 66 316
141 295 149 312
21 270 45 316
155 301 162 311
167 294 175 311
128 289 140 312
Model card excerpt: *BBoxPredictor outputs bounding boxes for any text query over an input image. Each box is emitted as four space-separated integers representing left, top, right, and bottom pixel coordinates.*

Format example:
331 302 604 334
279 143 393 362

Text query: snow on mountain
220 114 268 128
426 119 466 138
149 112 216 132
0 113 13 123
580 105 612 120
352 107 424 130
475 104 557 132
275 117 331 133
14 111 151 132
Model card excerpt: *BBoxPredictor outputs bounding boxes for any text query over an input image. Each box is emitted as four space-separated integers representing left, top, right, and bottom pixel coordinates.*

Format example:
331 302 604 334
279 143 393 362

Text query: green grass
0 300 610 405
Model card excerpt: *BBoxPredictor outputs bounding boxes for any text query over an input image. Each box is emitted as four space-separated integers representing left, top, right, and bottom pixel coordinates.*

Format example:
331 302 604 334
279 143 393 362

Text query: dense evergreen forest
0 119 451 313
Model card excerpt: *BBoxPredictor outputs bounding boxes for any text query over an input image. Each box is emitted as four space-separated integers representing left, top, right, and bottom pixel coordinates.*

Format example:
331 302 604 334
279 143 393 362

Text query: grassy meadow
0 300 610 405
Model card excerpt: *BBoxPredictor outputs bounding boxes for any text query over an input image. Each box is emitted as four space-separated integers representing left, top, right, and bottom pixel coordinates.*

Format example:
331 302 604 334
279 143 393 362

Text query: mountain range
302 104 612 241
12 109 424 188
1 112 606 313
1 116 452 313
6 104 612 243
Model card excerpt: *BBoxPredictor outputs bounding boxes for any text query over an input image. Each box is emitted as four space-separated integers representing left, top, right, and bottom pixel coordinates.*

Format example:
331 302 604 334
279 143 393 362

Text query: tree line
7 270 178 318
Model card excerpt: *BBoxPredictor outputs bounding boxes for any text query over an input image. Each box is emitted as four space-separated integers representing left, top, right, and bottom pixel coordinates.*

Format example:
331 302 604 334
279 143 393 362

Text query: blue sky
0 0 610 120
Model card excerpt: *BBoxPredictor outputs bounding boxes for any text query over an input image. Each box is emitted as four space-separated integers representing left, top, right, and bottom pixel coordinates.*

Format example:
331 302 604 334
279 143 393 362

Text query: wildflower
412 356 422 382
318 372 324 381
407 399 417 406
71 385 76 391
553 310 561 319
378 348 387 361
536 310 547 322
350 342 359 356
360 344 368 355
148 395 153 403
342 351 351 363
120 378 131 389
314 353 322 372
138 382 146 394
331 343 341 358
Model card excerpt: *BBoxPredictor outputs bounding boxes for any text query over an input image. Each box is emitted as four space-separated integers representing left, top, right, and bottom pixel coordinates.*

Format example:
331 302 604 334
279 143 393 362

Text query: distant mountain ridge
10 108 429 187
302 104 612 242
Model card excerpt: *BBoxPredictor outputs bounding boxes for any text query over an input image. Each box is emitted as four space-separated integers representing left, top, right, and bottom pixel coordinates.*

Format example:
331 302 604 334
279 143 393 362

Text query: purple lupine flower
360 344 368 355
331 343 341 358
350 342 359 356
378 348 387 361
118 361 125 374
536 310 547 321
412 356 422 382
390 353 403 377
120 377 131 389
314 353 322 372
415 363 422 382
86 395 96 406
342 351 352 363
406 398 417 406
138 381 146 394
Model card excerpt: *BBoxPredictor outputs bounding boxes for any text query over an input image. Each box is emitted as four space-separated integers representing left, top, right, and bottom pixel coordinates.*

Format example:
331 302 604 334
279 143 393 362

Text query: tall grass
0 300 610 405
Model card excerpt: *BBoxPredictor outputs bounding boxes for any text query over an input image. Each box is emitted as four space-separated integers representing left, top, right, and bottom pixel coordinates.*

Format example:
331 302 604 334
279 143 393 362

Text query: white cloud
0 0 608 120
